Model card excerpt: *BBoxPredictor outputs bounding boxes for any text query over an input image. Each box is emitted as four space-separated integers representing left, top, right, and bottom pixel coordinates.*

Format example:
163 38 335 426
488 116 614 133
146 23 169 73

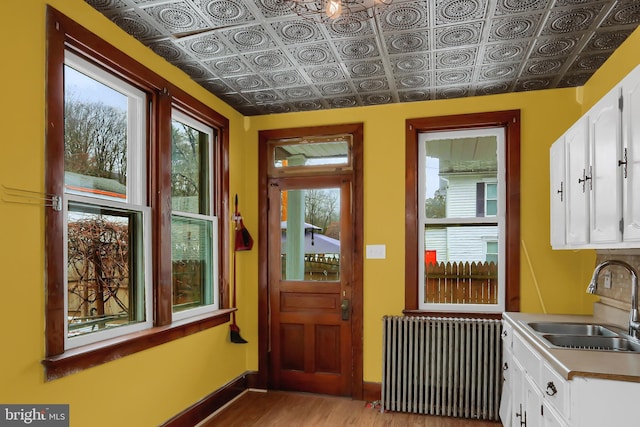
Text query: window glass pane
424 225 498 305
172 119 210 215
486 200 498 216
64 65 128 200
486 183 497 199
425 137 497 219
172 215 214 312
273 137 351 169
281 188 340 281
67 203 145 338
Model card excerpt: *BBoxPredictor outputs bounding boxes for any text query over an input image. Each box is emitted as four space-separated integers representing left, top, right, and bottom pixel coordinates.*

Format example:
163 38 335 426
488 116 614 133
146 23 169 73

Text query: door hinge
620 217 624 233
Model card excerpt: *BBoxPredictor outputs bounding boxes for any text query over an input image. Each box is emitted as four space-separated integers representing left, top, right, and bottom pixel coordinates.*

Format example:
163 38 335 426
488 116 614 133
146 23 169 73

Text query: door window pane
281 188 341 281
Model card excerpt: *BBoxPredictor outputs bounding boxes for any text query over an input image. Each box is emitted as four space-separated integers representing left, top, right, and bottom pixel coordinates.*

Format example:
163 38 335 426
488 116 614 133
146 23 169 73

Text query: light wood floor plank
200 391 502 426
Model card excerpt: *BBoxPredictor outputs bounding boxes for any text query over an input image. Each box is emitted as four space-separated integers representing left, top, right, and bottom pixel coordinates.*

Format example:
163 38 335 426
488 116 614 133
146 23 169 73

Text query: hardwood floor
199 390 502 426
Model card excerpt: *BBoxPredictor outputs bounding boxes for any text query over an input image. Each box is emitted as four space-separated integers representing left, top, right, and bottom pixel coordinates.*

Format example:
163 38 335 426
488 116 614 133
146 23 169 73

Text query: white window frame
171 109 220 321
63 52 152 349
418 127 506 313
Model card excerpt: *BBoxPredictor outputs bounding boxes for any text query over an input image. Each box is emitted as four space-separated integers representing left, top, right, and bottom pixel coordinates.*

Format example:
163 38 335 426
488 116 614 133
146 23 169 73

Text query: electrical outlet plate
603 270 612 289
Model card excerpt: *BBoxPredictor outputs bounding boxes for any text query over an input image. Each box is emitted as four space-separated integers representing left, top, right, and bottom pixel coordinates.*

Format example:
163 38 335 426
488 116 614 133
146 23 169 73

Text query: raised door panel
589 89 622 244
622 65 640 241
564 118 590 245
550 138 566 248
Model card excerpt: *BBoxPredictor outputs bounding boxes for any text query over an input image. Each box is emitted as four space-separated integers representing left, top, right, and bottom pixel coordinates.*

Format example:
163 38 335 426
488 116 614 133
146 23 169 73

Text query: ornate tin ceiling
85 0 640 116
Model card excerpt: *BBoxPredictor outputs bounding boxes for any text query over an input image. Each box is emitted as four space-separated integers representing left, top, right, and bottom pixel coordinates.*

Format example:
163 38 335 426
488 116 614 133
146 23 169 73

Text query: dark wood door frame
256 123 364 399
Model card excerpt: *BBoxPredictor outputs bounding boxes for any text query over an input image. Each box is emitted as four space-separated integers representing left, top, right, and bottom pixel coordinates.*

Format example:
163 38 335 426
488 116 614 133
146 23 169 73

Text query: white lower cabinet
502 328 640 427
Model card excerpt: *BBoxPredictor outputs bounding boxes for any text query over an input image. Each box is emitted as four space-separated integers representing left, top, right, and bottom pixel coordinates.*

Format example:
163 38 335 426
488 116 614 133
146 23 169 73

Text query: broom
230 195 251 344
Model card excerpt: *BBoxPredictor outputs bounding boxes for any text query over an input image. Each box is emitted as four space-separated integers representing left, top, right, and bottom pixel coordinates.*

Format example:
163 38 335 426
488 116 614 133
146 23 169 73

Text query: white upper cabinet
549 137 566 248
550 65 640 249
621 67 640 242
564 117 590 246
588 89 622 244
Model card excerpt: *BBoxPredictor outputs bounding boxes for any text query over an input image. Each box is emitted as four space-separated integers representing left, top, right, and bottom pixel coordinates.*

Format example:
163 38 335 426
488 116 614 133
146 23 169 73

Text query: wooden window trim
404 111 521 316
44 7 230 380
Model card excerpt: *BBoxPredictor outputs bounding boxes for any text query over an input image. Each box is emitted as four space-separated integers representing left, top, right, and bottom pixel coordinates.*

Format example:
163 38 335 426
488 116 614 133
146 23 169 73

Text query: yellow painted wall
2 0 639 424
0 1 251 426
582 26 640 112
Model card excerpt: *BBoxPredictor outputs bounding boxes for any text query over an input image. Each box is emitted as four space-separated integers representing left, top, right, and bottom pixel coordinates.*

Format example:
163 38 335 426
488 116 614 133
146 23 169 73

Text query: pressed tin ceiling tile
86 0 640 115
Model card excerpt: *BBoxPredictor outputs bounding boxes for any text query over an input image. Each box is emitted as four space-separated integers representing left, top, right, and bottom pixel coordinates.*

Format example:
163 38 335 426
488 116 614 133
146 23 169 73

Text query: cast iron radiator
381 316 503 420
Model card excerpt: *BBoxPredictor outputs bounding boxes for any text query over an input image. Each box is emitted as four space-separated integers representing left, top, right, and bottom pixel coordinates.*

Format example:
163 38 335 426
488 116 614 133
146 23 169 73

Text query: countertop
504 312 640 382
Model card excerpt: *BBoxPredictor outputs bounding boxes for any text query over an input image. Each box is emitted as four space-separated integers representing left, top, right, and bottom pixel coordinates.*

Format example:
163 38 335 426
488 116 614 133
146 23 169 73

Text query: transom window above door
267 134 352 176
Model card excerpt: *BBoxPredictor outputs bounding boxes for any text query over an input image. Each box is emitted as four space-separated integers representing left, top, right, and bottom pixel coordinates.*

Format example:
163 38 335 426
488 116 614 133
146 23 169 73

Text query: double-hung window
405 112 520 315
419 128 505 313
63 52 152 348
44 7 229 380
171 110 219 318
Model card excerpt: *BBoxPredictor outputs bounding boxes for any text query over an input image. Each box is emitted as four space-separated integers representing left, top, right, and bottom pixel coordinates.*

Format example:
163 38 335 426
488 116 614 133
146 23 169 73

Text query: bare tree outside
304 189 339 231
64 95 127 184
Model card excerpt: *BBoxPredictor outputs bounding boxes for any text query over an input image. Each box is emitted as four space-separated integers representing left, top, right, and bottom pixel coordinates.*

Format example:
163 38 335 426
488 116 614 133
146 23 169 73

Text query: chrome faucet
587 260 640 339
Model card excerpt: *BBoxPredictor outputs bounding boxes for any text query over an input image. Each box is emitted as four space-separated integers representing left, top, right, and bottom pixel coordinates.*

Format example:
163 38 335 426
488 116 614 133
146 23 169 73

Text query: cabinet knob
546 381 558 396
503 362 509 371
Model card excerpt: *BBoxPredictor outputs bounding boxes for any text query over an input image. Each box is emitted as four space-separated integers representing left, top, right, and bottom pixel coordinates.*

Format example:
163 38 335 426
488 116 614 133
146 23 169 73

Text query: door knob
341 298 350 320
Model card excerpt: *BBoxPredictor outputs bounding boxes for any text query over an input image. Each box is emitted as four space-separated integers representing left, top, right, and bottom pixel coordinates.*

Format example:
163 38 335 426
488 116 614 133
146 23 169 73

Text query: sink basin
542 335 640 352
527 322 620 336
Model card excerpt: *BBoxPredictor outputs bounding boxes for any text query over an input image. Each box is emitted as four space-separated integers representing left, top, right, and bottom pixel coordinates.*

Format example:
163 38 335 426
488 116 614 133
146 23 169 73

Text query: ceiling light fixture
284 0 393 22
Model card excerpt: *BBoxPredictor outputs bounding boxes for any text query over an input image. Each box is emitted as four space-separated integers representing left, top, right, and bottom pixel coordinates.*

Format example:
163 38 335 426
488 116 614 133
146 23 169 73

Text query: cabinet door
542 401 568 427
564 117 590 245
622 66 640 241
550 138 566 248
511 357 525 427
589 89 622 244
524 374 543 427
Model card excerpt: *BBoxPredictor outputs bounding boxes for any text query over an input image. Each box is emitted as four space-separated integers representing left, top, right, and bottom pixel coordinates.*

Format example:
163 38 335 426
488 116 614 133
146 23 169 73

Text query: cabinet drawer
502 320 513 349
513 333 542 384
502 347 512 384
541 361 569 420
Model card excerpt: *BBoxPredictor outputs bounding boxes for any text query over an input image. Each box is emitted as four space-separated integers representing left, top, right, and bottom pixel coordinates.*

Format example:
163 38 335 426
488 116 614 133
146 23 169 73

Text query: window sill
42 308 234 381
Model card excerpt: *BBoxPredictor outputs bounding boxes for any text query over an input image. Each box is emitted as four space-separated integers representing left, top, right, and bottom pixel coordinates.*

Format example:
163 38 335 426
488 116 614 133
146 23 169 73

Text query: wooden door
267 176 352 396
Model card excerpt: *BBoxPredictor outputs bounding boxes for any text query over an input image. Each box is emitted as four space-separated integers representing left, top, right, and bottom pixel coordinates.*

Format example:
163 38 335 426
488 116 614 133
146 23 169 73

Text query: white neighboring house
425 173 498 264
